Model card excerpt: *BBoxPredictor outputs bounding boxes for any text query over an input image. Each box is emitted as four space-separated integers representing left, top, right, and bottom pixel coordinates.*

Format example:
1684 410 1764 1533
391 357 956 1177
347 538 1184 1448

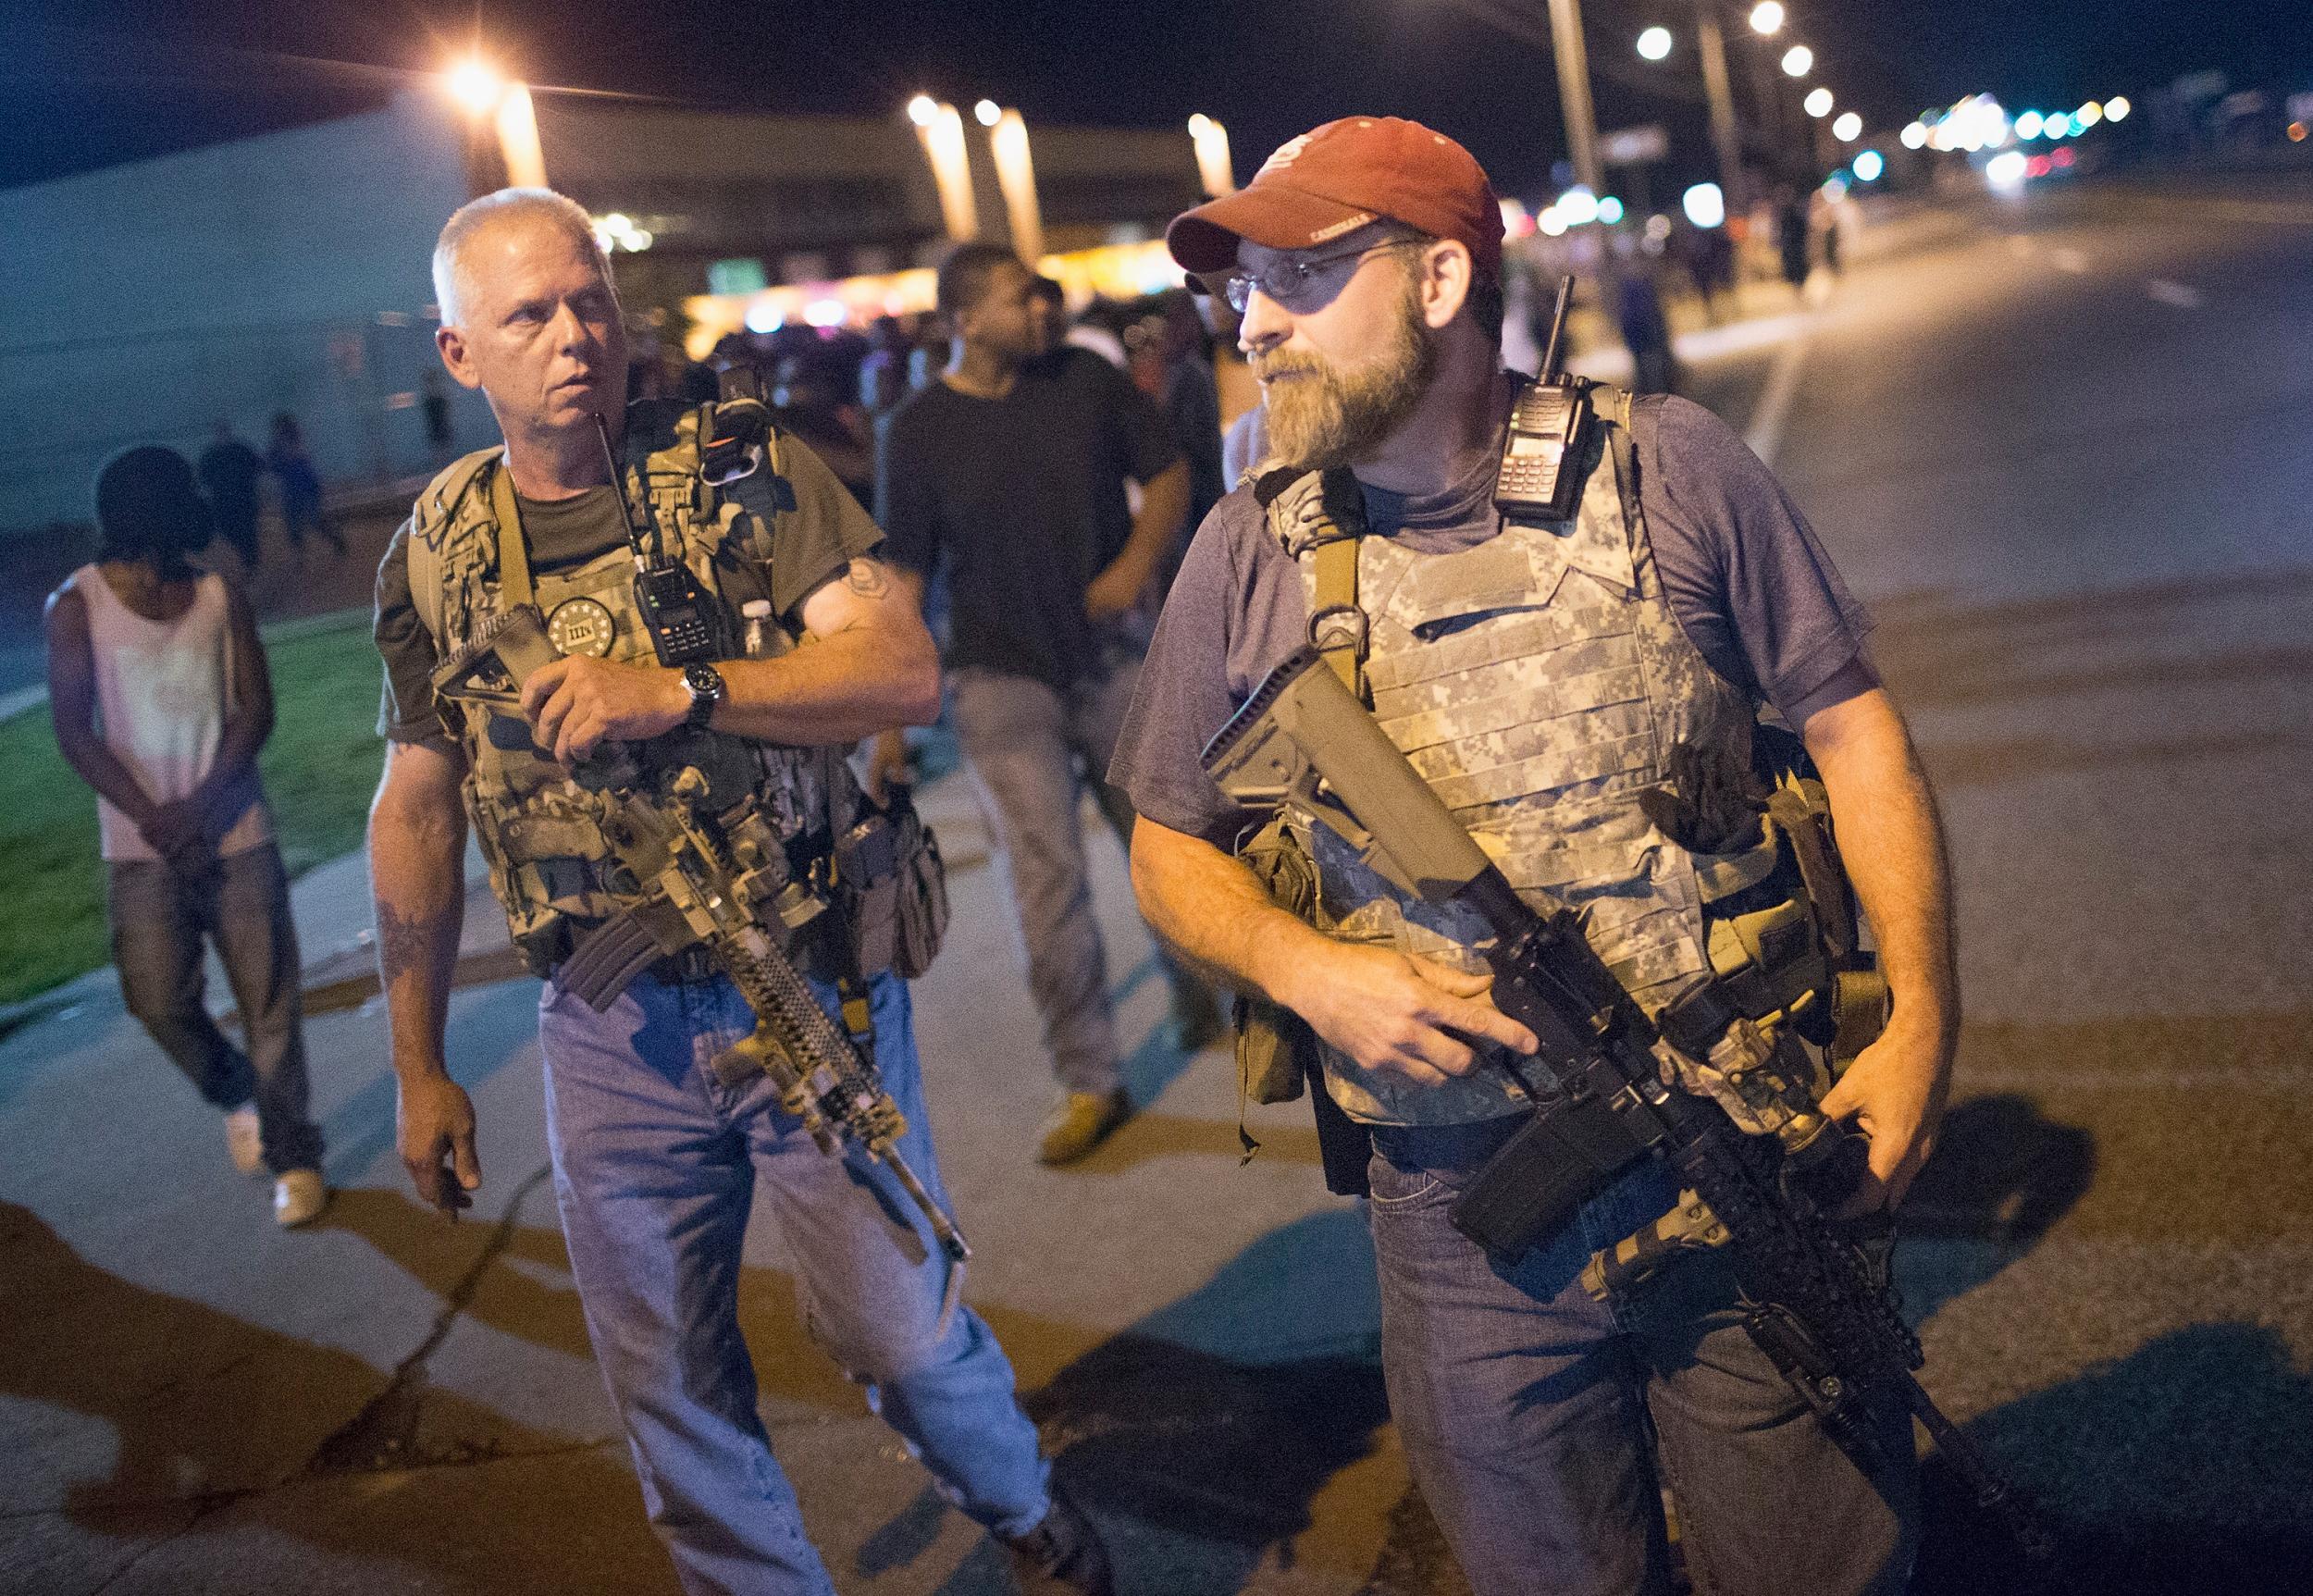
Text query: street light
2104 95 2132 122
909 99 977 241
974 98 1001 128
1637 26 1673 61
1900 120 1928 148
986 107 1043 262
445 56 503 115
1781 44 1812 78
1749 2 1785 34
1832 110 1862 142
1188 114 1236 197
1804 87 1834 118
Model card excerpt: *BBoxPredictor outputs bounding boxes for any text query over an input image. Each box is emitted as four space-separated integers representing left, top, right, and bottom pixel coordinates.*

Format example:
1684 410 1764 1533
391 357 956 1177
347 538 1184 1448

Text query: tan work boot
1035 1089 1130 1166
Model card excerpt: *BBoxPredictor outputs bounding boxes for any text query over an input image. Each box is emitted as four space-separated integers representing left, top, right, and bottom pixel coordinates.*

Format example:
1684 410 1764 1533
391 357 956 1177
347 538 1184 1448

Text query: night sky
6 0 2310 199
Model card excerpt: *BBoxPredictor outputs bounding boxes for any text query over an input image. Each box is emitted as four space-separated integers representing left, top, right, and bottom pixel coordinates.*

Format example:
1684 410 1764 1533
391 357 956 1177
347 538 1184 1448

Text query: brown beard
1255 269 1436 473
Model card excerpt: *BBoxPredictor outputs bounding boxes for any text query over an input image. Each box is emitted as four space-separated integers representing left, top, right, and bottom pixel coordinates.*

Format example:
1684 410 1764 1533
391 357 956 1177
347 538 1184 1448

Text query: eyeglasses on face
1203 235 1426 315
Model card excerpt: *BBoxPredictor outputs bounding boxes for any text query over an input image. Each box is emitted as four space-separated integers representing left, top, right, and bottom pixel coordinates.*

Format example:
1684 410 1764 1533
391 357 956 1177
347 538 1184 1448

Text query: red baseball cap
1168 117 1503 285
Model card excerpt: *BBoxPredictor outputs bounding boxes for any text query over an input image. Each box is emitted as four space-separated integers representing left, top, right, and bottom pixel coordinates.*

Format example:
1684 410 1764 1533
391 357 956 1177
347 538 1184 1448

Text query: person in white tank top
45 445 327 1227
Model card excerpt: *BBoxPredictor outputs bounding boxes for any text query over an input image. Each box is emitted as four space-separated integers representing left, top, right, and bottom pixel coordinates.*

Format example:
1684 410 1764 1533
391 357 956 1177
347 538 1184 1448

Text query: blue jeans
1367 1120 1918 1596
539 965 1050 1595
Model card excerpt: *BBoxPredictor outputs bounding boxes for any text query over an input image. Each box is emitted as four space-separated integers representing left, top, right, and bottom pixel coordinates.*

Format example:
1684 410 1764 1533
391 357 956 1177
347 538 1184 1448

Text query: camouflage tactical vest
1264 391 1756 1127
406 402 860 959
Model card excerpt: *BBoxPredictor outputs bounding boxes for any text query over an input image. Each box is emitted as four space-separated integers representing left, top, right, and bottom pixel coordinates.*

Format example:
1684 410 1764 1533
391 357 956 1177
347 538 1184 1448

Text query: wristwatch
680 662 727 730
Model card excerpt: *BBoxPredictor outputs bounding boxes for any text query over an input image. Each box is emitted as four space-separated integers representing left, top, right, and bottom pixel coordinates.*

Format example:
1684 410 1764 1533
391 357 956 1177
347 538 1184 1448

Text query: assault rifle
1203 645 2047 1560
433 605 971 1288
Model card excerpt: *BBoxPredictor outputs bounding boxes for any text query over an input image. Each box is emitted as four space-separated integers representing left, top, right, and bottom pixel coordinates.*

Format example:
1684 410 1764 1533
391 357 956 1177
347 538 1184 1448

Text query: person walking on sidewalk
369 188 1108 1596
872 242 1222 1167
266 411 342 559
44 445 328 1227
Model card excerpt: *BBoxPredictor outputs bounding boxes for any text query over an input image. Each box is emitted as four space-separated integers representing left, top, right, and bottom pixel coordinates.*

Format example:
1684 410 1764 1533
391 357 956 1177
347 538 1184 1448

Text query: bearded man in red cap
1109 117 1948 1594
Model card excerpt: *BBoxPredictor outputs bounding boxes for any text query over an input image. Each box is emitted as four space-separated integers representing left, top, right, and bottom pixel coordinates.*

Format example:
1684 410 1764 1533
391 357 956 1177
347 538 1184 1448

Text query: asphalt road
4 170 2309 1596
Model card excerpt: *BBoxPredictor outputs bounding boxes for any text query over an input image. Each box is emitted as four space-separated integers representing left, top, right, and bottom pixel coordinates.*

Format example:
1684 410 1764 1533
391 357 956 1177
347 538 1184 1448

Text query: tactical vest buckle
1307 603 1369 662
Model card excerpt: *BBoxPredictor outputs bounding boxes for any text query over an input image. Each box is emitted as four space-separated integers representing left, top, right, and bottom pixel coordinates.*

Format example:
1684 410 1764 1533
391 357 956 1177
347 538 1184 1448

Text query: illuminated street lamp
1832 111 1862 142
1750 2 1785 34
1900 120 1928 148
974 98 1001 128
442 56 545 190
1781 44 1812 78
985 106 1044 262
446 56 504 116
1804 86 1834 118
1637 26 1673 61
1188 114 1236 197
2104 95 2132 122
908 98 978 241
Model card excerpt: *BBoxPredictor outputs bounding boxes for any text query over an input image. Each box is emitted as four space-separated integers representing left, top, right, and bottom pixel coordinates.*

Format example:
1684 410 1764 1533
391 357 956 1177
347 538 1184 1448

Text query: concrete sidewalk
0 768 1447 1596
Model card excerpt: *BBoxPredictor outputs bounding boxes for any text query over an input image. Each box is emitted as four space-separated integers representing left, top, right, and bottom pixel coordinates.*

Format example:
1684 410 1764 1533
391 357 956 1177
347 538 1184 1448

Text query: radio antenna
1540 275 1576 383
594 413 663 564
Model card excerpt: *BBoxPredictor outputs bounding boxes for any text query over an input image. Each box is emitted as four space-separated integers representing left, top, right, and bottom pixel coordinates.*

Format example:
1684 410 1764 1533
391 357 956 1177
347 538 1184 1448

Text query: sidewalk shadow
316 1185 1411 1594
1897 1093 2097 1324
1916 1322 2313 1596
1022 1208 1394 1590
0 1199 668 1595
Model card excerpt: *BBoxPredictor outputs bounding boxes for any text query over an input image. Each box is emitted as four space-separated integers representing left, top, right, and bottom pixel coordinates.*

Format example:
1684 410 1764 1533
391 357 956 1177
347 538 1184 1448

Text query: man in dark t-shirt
1113 118 1958 1594
874 241 1218 1165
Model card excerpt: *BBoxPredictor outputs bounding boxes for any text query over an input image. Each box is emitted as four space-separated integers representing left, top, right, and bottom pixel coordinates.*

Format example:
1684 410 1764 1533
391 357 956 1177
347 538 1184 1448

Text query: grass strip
0 618 387 1005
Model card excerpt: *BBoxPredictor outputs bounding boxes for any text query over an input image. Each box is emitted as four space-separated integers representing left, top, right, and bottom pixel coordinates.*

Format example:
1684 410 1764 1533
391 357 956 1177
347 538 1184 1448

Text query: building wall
0 91 489 536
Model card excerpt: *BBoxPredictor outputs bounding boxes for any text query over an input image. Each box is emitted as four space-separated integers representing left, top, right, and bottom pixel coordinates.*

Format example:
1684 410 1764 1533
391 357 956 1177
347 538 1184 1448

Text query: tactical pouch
836 792 947 981
1232 815 1321 1106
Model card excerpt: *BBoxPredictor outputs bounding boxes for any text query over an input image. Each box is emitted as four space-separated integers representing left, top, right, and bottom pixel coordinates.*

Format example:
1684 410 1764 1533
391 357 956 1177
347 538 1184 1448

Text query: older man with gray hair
369 189 1109 1596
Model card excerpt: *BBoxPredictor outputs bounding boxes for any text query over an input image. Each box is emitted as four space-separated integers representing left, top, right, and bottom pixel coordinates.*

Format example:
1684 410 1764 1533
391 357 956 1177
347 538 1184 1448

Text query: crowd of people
45 118 1945 1596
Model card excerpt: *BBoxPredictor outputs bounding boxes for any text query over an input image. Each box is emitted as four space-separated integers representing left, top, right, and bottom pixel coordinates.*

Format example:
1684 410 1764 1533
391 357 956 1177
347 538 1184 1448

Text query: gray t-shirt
1109 393 1878 846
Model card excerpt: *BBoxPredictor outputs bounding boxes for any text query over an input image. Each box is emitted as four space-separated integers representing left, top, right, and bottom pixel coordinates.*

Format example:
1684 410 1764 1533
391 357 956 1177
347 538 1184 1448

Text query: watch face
684 663 725 699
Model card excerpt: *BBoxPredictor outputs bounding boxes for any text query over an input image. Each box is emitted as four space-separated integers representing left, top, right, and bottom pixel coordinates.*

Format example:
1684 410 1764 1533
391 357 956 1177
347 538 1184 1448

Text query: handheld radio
595 414 726 667
1492 275 1593 525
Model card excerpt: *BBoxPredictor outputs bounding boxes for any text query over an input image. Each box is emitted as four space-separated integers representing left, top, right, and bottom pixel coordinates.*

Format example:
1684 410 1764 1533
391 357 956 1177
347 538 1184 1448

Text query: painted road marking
1746 320 1811 466
2146 278 2206 308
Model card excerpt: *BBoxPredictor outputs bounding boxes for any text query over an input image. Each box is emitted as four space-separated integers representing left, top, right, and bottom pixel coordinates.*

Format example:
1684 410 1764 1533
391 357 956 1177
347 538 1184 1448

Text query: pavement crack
302 1164 554 1477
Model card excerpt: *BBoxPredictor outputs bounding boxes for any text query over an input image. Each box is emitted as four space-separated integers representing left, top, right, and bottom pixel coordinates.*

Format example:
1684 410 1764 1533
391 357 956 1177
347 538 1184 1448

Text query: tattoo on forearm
376 900 447 986
844 559 890 599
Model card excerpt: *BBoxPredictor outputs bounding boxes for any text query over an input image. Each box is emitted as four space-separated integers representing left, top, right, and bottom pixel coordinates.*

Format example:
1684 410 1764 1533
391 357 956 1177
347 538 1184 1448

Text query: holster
834 790 947 982
1231 815 1320 1107
1231 813 1374 1195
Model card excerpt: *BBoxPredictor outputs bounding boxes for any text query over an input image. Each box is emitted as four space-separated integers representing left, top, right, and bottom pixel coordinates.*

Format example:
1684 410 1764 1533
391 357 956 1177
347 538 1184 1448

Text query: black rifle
432 605 972 1297
1202 645 2048 1560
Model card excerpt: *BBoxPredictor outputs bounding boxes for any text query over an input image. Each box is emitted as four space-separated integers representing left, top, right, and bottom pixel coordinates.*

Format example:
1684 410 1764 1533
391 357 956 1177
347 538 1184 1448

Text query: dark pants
1367 1123 1918 1596
108 843 322 1175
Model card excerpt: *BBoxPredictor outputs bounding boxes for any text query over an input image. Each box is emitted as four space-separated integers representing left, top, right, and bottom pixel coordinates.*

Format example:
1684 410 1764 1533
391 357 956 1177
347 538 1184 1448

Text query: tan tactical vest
405 404 859 959
1264 392 1757 1127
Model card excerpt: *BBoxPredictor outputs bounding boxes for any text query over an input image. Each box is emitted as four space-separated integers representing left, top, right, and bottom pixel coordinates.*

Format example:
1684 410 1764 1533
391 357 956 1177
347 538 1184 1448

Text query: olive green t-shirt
374 434 883 748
